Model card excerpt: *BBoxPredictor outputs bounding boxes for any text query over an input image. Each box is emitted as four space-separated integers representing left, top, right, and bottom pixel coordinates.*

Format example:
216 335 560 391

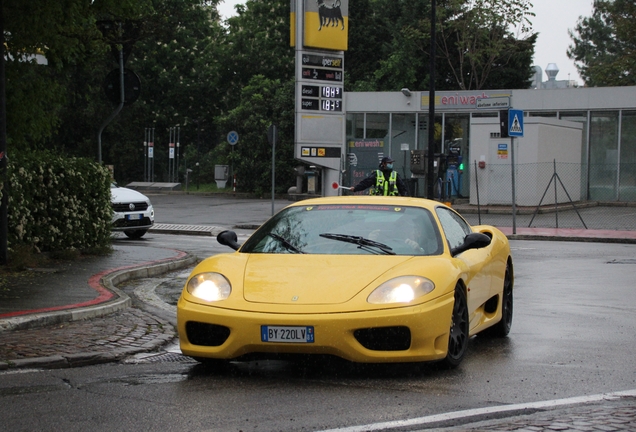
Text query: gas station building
330 86 636 203
290 0 636 204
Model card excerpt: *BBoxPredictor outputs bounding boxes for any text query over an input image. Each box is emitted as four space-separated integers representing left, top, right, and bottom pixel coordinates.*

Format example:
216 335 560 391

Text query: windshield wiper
319 233 395 255
268 233 305 254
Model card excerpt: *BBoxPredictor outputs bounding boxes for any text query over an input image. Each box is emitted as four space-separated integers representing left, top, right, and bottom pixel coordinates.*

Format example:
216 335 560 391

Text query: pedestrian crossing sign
508 109 524 137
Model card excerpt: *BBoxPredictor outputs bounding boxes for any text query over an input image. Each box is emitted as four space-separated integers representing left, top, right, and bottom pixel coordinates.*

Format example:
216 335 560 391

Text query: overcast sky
217 0 595 85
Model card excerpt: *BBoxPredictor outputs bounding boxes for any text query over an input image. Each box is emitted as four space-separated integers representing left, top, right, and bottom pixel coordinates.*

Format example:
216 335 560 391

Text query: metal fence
452 161 636 231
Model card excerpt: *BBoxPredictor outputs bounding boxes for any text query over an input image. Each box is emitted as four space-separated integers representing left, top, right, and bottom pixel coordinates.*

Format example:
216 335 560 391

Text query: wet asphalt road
2 194 635 431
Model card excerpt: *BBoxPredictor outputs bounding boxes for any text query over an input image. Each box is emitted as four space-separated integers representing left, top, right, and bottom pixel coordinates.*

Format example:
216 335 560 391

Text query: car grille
353 326 411 351
113 217 153 228
112 201 149 212
186 322 231 346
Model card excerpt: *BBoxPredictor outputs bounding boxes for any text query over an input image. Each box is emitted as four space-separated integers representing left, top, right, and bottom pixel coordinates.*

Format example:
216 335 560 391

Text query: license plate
126 214 142 220
261 326 314 343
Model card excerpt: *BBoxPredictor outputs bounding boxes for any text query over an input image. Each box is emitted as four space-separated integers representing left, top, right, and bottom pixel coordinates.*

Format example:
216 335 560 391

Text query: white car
110 183 155 239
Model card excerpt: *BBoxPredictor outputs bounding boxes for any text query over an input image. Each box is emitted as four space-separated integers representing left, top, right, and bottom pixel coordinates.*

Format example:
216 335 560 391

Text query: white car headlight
187 273 231 302
367 276 435 304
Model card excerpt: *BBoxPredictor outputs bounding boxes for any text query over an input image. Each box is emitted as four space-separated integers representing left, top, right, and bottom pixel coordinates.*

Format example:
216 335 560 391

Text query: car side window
435 207 472 250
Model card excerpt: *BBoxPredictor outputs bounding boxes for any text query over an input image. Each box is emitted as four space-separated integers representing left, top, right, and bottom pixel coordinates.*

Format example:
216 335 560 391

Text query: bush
3 151 112 253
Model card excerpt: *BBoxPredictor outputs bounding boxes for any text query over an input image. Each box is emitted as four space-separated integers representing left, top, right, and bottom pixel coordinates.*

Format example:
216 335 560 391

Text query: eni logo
316 0 344 30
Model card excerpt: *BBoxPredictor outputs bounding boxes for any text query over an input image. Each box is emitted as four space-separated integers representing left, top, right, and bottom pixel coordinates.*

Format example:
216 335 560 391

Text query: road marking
316 389 636 432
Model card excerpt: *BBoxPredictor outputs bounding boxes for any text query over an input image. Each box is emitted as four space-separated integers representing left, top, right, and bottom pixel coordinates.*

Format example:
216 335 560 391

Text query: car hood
111 186 150 204
242 254 413 305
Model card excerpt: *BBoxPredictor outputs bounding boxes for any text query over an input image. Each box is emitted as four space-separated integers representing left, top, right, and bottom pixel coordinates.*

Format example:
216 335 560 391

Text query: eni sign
291 0 349 51
421 91 512 111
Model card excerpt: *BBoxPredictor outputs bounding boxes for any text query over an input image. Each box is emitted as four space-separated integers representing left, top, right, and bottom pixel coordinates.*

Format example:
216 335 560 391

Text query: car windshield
241 204 443 256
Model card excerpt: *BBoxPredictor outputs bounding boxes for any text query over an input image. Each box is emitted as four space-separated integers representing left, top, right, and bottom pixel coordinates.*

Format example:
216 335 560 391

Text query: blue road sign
508 109 524 137
227 131 239 146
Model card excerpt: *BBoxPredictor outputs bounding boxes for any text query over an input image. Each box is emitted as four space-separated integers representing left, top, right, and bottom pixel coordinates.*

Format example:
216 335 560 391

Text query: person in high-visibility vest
349 157 408 196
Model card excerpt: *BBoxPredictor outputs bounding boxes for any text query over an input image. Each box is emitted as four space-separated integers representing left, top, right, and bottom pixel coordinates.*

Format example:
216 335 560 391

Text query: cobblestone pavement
428 396 636 431
0 307 175 369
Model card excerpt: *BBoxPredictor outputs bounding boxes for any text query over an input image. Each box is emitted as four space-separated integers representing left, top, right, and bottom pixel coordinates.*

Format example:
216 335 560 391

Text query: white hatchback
110 183 155 239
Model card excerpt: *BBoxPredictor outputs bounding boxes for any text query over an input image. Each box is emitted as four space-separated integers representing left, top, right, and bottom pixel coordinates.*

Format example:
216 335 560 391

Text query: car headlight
367 276 435 304
186 273 231 302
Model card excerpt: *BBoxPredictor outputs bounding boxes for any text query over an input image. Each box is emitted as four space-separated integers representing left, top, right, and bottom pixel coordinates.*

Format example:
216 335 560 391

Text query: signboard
294 1 348 173
300 146 341 158
497 143 508 159
346 139 384 192
508 109 524 137
301 84 343 112
302 0 349 51
476 96 510 110
301 67 342 82
302 53 343 69
421 91 512 111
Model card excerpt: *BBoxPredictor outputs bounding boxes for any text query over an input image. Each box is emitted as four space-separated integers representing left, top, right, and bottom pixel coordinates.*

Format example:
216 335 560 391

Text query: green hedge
3 151 112 252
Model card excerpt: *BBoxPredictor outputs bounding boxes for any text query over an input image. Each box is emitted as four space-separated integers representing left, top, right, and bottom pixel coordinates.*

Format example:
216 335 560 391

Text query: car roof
285 196 448 212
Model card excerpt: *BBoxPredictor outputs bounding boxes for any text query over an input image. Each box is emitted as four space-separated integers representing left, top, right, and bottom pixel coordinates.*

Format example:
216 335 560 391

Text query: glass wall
620 111 636 201
346 113 365 139
390 113 417 193
443 114 470 198
559 111 589 199
346 108 634 202
589 111 619 200
365 113 390 140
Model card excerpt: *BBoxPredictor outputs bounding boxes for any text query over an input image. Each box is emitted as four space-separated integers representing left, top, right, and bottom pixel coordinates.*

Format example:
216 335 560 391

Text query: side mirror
217 230 240 251
451 232 491 256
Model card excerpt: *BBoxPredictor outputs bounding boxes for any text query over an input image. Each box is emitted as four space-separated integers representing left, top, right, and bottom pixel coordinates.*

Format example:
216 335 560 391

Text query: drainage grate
127 352 197 364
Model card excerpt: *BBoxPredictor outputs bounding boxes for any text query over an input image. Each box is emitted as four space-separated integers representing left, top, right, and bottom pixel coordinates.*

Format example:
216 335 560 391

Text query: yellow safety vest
372 170 399 196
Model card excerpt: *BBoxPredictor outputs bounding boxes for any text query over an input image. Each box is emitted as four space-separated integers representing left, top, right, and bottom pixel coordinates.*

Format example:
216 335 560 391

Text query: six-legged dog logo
316 0 345 31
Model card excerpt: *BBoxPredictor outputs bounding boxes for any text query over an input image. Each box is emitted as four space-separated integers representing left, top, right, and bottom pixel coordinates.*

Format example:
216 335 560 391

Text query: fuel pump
410 149 445 198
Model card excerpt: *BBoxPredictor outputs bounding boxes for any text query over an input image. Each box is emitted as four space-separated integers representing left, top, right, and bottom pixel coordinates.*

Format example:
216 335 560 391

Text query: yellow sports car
177 196 513 368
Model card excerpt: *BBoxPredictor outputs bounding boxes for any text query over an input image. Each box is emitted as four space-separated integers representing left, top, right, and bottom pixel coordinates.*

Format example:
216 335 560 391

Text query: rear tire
440 285 469 369
482 261 513 338
124 229 147 239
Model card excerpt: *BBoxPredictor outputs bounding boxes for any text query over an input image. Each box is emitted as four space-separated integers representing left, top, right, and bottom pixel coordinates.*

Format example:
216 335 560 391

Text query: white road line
316 389 636 432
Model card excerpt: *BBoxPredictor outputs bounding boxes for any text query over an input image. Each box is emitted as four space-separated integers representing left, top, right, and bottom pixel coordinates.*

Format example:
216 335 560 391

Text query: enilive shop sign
420 90 512 111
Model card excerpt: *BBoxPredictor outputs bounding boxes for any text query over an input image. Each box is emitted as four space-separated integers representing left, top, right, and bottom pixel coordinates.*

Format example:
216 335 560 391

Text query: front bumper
112 206 155 231
177 292 454 363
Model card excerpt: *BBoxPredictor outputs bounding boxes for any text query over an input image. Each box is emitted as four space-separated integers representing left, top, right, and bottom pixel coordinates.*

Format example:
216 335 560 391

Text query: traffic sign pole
507 109 523 234
511 136 516 234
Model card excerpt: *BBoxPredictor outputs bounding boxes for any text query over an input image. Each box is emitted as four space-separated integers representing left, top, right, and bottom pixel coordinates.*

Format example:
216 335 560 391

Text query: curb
506 234 636 244
0 252 198 370
0 251 197 333
0 333 176 371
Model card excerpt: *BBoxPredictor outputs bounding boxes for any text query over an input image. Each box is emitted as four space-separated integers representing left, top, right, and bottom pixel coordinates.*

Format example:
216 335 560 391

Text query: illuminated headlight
186 273 231 302
367 276 435 304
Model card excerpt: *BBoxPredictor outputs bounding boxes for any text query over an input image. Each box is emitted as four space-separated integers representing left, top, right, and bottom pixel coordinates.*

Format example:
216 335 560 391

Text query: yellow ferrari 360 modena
177 196 513 368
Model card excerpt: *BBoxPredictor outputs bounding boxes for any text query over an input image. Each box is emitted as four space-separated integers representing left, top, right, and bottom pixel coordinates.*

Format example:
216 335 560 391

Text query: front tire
124 229 147 239
440 285 469 369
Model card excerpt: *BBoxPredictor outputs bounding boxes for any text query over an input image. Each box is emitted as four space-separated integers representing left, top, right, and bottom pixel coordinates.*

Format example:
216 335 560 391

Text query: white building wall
470 118 582 206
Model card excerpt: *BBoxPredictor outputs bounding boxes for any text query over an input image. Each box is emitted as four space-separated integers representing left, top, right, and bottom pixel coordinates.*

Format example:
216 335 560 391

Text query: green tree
345 0 536 91
222 0 293 93
568 0 636 87
215 75 295 195
48 0 226 183
2 0 147 151
435 0 535 90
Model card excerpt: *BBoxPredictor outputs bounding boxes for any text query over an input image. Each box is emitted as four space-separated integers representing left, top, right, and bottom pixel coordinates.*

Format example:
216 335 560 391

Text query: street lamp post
426 0 437 199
